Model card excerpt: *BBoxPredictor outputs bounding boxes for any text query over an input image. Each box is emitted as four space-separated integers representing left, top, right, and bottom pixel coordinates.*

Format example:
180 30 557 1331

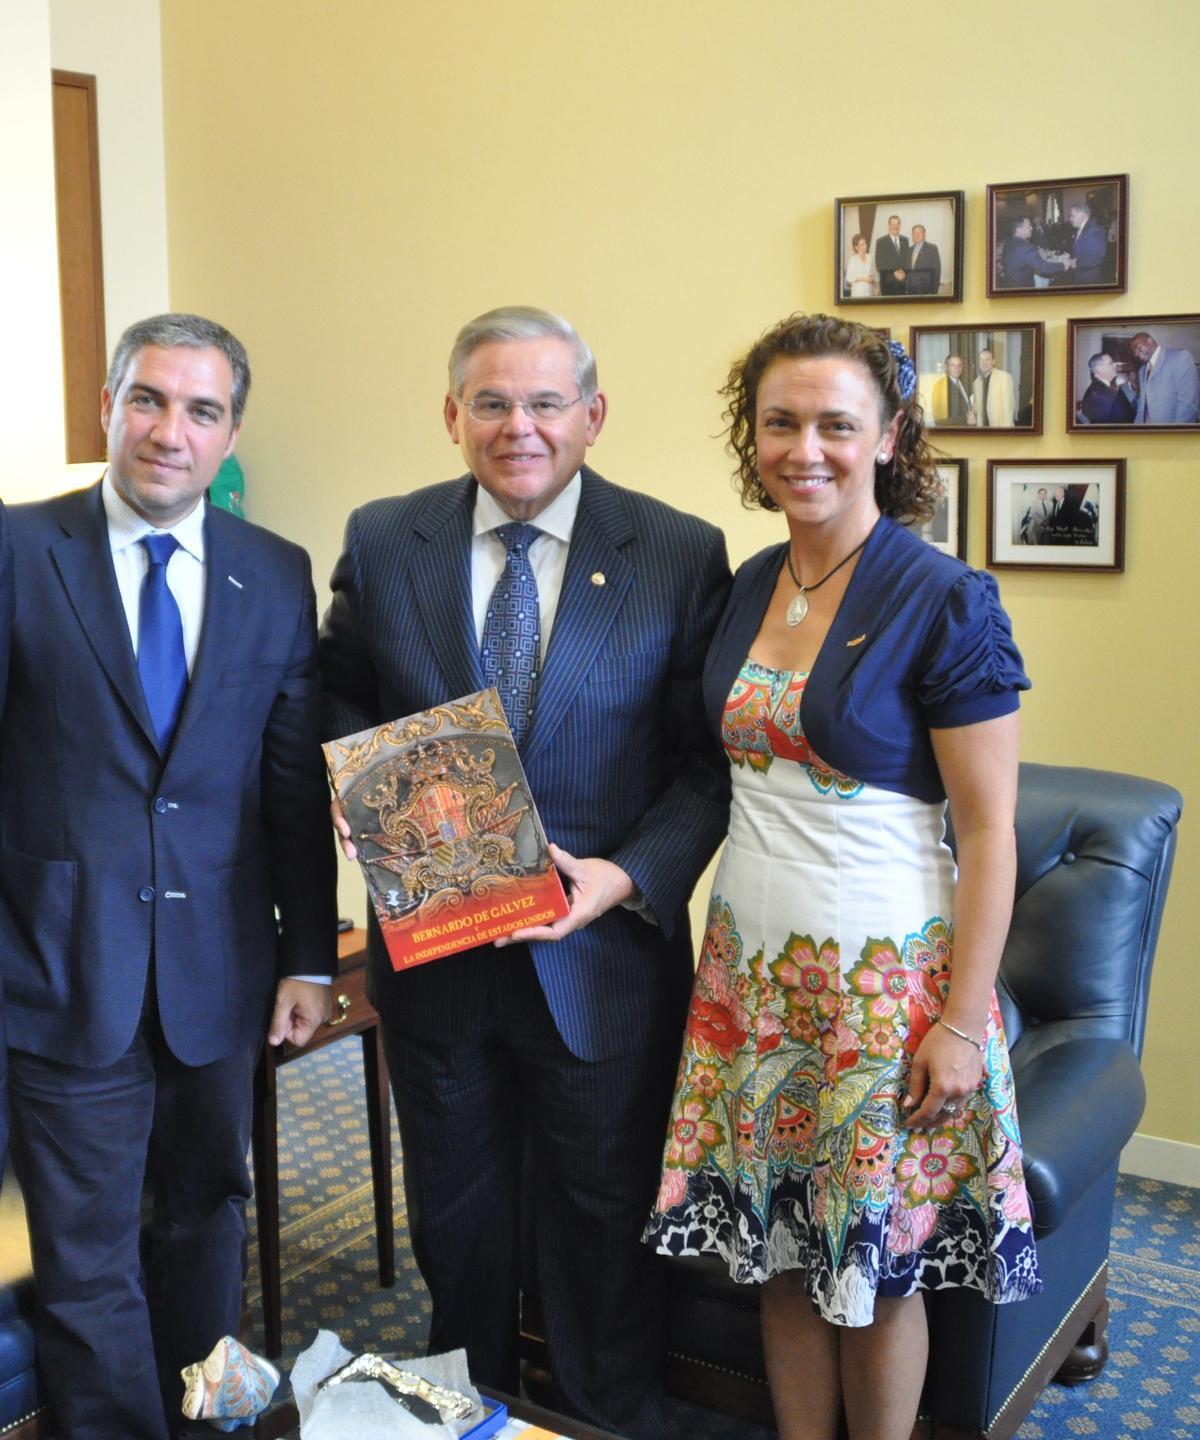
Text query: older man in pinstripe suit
320 307 731 1438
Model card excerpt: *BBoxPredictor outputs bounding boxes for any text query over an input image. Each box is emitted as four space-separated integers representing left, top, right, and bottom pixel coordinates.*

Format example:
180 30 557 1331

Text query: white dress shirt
470 472 580 658
103 474 206 672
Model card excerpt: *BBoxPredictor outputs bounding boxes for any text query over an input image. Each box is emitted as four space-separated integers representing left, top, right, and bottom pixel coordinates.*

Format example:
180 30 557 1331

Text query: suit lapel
47 484 158 751
808 517 902 702
707 548 782 729
522 470 633 768
411 478 485 700
169 506 249 753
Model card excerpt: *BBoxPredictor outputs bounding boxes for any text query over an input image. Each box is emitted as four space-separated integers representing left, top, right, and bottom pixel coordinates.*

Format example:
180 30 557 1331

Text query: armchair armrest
1010 1035 1145 1236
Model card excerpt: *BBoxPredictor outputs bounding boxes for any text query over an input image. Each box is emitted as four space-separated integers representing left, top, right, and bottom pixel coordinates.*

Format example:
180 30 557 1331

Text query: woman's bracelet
937 1018 985 1053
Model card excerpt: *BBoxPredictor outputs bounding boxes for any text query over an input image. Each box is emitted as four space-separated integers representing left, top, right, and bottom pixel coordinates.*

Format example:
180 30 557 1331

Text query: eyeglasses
464 394 585 422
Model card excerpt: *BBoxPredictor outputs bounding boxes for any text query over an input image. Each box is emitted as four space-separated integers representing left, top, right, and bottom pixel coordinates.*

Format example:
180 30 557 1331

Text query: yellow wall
0 5 66 499
0 0 170 503
50 0 171 362
160 1 1198 1148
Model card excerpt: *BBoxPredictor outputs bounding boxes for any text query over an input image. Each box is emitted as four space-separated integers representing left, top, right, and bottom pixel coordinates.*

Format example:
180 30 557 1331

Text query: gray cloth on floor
291 1331 481 1439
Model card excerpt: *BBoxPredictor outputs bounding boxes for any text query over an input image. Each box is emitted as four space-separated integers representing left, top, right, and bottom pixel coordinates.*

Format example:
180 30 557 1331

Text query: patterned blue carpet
244 1041 1200 1439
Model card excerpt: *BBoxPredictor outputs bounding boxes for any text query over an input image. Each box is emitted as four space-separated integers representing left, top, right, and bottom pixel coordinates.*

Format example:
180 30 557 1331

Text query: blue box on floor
460 1398 508 1438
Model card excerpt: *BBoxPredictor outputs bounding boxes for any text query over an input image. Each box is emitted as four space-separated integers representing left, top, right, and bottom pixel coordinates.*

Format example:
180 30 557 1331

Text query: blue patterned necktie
481 523 542 747
138 533 188 749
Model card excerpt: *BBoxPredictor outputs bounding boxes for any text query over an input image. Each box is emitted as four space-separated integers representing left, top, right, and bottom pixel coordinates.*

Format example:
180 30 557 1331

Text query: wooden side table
250 929 395 1358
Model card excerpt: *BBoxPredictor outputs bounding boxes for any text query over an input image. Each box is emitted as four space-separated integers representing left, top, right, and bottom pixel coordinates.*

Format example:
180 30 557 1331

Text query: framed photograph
987 461 1125 572
1067 314 1200 432
987 174 1127 297
903 461 967 559
834 191 964 305
912 323 1044 434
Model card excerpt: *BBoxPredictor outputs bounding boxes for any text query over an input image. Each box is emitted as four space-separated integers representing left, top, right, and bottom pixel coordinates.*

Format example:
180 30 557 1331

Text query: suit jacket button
138 886 155 902
154 797 169 814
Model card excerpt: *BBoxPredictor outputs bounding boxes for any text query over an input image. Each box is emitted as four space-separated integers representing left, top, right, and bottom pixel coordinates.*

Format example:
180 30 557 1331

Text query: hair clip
887 340 917 401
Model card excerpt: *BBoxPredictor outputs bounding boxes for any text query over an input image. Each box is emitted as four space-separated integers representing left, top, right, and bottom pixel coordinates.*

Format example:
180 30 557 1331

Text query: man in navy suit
1078 353 1136 424
1062 201 1108 285
905 224 941 295
1001 216 1070 288
875 214 911 295
0 315 338 1440
320 306 731 1439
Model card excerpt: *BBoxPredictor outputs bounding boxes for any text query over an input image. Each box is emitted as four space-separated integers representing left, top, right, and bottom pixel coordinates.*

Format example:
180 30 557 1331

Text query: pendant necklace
786 532 872 627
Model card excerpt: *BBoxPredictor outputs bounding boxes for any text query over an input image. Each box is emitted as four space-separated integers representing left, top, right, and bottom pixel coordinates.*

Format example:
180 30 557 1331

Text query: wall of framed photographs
834 177 1193 581
825 157 1195 1170
16 2 1196 1168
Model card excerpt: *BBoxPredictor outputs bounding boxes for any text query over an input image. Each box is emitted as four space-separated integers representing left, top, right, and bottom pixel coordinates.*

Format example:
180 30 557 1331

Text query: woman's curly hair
722 312 942 522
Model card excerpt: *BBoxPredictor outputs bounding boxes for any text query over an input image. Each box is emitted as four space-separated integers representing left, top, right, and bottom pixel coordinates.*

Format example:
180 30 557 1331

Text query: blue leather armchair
659 763 1184 1439
0 1251 39 1437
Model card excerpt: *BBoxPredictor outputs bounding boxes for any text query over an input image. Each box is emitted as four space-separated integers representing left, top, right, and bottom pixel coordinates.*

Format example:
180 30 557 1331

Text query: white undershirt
103 474 205 673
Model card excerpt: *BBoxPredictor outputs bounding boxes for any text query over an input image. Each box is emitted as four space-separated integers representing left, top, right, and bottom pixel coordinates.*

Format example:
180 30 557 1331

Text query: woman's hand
901 1020 984 1129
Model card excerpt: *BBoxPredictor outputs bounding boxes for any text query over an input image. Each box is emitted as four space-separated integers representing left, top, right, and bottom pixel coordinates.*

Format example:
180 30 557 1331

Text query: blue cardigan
703 517 1030 804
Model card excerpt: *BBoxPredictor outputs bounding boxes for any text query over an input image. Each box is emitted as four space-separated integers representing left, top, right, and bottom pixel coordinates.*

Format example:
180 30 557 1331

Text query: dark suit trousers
7 995 257 1440
384 946 681 1440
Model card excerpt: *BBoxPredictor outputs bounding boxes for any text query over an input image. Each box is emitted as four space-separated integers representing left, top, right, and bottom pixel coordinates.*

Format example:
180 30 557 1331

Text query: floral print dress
644 660 1041 1327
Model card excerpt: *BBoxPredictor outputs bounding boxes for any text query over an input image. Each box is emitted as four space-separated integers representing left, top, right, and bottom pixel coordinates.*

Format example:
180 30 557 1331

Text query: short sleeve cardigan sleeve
702 517 1030 804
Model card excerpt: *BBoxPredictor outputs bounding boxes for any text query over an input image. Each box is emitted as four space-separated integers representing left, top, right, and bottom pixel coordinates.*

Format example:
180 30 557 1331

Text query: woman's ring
944 1102 961 1116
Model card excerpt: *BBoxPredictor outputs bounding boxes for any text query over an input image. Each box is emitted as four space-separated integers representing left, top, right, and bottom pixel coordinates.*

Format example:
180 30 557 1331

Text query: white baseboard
1120 1132 1200 1188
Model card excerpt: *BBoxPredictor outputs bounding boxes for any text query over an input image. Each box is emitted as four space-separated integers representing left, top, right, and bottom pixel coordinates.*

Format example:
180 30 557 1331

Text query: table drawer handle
328 993 352 1026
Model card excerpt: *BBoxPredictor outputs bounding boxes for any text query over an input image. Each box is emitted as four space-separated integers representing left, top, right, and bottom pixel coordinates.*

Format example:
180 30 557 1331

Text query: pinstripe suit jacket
320 467 732 1062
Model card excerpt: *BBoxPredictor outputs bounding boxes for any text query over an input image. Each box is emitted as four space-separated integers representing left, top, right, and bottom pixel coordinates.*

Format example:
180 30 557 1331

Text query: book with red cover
324 689 568 970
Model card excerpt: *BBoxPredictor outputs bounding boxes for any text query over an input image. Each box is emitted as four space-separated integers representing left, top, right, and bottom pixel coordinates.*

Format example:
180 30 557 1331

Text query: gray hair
448 306 597 398
1088 352 1112 375
106 313 251 427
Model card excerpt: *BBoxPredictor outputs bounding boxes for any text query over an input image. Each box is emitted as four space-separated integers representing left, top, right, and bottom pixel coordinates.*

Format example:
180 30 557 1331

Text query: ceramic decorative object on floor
180 1335 280 1432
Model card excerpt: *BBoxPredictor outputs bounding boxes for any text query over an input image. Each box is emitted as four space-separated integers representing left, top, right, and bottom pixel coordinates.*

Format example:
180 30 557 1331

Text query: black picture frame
1067 314 1200 432
902 460 967 559
912 323 1045 435
986 460 1126 572
834 191 964 305
987 174 1127 298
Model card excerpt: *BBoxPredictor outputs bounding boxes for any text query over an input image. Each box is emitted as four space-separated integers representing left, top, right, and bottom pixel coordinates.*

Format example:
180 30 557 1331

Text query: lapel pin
227 575 244 590
591 572 606 586
846 634 867 647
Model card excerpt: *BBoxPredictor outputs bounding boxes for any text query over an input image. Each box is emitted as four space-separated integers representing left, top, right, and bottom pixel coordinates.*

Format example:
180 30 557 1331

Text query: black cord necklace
785 532 871 626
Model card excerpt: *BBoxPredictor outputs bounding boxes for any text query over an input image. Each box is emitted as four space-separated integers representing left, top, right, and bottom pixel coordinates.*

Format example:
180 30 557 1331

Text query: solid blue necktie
138 533 188 749
481 523 542 747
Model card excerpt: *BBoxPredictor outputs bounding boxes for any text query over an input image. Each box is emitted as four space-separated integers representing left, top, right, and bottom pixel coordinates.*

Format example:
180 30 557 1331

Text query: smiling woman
644 313 1040 1440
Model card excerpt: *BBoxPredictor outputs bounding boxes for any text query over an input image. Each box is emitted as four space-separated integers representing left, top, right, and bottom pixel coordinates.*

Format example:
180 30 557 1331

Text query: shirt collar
102 473 207 562
472 471 582 545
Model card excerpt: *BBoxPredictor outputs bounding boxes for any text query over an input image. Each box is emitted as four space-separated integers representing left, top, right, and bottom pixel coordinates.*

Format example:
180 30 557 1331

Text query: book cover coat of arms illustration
324 689 568 969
